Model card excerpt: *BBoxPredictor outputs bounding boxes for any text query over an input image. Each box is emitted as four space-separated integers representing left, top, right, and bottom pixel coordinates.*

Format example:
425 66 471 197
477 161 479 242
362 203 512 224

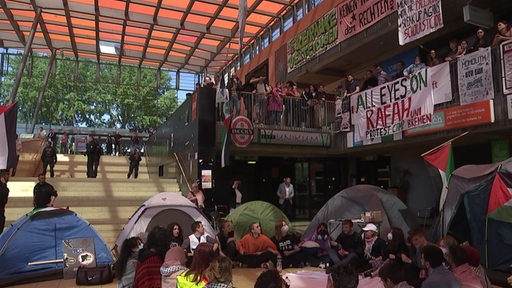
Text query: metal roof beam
139 0 162 67
0 0 27 46
159 1 194 70
62 0 78 59
9 7 42 104
180 0 228 71
118 0 130 66
30 0 54 51
94 0 100 63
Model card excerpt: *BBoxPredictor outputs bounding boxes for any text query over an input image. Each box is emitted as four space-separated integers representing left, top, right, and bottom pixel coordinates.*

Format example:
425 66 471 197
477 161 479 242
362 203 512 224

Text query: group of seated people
116 217 491 288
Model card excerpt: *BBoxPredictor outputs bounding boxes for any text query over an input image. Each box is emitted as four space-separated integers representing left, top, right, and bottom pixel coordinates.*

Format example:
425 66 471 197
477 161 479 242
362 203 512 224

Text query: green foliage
1 53 178 130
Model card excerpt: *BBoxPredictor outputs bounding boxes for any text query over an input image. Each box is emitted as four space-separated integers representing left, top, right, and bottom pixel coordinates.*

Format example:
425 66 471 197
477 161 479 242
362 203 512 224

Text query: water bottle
277 255 282 273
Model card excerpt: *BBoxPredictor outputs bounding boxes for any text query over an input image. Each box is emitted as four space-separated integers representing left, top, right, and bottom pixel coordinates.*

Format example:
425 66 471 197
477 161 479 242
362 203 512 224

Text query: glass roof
0 0 299 73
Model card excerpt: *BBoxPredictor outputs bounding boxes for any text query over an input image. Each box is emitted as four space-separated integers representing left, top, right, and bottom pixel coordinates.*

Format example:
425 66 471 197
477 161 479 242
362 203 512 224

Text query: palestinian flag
0 102 18 170
221 114 232 168
488 173 512 215
423 142 454 212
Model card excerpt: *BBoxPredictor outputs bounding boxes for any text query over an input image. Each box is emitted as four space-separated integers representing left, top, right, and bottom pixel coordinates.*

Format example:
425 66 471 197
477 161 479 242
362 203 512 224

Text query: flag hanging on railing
238 0 247 62
0 102 18 170
422 142 454 212
221 114 233 168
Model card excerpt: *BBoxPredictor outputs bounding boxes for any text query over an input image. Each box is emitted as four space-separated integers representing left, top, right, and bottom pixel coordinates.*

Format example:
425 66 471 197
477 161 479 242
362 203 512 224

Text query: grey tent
114 192 215 254
302 185 415 240
443 158 512 270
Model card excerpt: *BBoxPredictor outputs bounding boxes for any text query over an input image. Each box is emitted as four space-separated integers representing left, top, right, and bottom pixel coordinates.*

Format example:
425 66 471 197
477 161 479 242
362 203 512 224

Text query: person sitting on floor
271 220 309 268
254 269 289 288
301 222 333 266
327 219 363 270
204 255 233 288
133 226 171 288
378 261 415 288
160 246 187 288
177 242 216 288
421 245 461 288
182 221 219 255
237 222 279 268
217 218 238 261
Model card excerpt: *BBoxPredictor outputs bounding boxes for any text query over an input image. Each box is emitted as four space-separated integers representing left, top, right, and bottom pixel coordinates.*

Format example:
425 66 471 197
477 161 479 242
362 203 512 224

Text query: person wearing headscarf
161 247 187 288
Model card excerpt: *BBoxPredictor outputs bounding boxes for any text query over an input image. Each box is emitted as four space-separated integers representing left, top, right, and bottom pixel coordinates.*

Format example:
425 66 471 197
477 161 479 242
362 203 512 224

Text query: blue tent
0 208 114 286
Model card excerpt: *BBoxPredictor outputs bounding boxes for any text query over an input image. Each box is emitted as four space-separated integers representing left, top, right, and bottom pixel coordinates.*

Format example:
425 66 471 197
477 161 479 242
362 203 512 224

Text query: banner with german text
287 9 338 72
350 69 434 141
337 0 396 42
398 0 443 45
458 47 494 105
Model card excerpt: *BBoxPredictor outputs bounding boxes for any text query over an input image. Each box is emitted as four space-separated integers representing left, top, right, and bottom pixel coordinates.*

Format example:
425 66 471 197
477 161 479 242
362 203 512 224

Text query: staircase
4 153 181 248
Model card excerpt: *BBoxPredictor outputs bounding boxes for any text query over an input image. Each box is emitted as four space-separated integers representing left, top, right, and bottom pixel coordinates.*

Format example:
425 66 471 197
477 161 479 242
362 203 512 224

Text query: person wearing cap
361 223 386 275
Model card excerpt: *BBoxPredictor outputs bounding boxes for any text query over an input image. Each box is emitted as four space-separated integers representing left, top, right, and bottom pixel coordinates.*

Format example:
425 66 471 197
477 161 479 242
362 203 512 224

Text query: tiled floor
7 267 308 288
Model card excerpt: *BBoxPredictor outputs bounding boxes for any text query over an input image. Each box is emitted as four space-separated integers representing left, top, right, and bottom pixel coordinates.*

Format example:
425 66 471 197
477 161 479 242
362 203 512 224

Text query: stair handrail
173 152 192 193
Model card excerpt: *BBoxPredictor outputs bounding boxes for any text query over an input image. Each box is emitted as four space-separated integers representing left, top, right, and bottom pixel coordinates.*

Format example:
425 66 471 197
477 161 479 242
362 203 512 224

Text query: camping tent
443 158 512 270
115 192 215 253
0 208 113 287
302 185 415 240
226 201 290 239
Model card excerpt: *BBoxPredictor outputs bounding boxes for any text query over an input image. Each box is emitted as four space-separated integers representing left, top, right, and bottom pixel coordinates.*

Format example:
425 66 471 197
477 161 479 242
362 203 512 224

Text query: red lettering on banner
366 97 412 130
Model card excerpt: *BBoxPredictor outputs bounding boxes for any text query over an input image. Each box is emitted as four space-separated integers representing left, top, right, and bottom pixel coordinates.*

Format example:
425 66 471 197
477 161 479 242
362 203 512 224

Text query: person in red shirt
237 222 279 268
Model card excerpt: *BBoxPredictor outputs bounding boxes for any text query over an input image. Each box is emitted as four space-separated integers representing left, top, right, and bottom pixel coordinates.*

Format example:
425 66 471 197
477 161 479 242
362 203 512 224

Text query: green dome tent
226 201 290 239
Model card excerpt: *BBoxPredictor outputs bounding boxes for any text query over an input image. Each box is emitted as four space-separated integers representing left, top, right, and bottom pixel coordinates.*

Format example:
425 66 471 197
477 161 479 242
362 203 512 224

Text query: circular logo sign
230 116 254 147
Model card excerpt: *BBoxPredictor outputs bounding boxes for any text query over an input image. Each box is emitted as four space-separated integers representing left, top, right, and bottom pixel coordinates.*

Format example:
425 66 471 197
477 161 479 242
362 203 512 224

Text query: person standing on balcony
0 170 9 233
227 74 242 117
253 76 271 124
268 82 285 126
41 142 57 178
492 20 512 46
33 173 58 208
276 177 294 219
284 81 300 127
344 74 360 98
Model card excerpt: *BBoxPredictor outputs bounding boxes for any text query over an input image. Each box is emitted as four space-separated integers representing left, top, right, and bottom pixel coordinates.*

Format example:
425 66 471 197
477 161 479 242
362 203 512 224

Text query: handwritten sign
337 0 396 42
398 0 443 45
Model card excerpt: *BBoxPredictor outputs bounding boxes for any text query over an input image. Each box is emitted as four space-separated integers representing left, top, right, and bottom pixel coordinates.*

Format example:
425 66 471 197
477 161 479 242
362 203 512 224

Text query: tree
1 52 178 130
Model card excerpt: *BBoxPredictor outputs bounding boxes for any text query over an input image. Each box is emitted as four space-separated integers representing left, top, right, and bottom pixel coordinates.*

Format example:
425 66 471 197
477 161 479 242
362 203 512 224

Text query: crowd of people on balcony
196 19 512 133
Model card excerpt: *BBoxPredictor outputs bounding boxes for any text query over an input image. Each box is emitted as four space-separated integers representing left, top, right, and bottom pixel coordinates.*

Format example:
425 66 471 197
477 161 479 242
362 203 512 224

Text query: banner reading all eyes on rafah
398 0 443 45
337 0 396 42
458 47 494 105
350 69 434 141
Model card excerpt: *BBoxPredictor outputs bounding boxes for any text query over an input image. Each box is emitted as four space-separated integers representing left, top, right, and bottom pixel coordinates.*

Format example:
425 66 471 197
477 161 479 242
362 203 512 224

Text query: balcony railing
221 92 338 130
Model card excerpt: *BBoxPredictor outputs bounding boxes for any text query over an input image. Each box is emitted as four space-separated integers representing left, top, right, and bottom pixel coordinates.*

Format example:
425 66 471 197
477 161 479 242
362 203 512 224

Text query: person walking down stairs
127 150 142 179
41 142 57 178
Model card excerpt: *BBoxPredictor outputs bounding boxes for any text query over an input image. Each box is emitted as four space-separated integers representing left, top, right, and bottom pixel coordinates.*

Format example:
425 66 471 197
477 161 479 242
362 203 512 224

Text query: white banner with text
398 0 443 45
350 69 434 141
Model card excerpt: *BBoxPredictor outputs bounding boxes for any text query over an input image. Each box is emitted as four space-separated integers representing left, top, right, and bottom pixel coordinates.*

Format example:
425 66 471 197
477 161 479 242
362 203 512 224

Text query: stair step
3 153 182 248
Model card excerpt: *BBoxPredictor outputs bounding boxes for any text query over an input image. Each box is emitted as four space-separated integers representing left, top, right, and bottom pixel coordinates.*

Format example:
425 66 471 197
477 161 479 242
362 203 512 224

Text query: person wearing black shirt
0 170 9 233
33 173 58 208
327 219 363 269
41 142 57 178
